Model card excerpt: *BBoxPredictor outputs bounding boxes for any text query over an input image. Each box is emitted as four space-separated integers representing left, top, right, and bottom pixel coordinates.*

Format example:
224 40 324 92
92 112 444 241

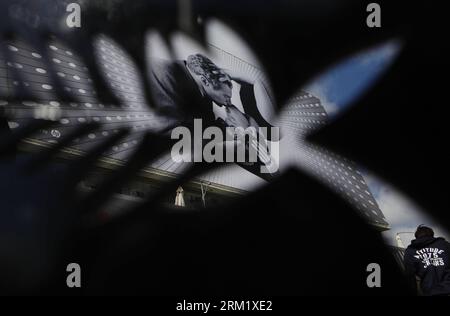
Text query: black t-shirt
404 237 450 295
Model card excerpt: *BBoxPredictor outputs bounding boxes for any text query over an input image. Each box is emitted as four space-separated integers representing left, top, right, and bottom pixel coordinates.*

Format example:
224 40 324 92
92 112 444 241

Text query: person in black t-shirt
404 225 450 296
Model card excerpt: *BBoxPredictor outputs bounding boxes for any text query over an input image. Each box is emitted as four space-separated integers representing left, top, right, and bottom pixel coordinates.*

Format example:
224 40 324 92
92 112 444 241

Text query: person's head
186 54 233 106
415 225 434 239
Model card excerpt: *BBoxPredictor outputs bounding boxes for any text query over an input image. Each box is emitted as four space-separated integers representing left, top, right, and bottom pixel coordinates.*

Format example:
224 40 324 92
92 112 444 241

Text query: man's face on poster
200 75 233 106
187 54 233 106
